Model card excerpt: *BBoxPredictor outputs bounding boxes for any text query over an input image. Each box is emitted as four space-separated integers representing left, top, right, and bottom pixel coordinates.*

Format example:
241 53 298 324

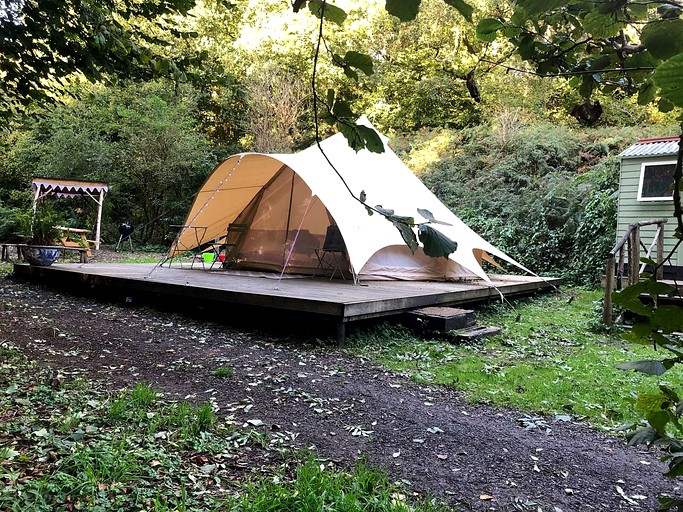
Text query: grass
212 367 235 378
0 341 445 512
347 287 683 430
224 457 447 511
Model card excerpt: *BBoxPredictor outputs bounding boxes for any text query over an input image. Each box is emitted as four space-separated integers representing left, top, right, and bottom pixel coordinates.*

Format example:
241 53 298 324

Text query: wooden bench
2 244 89 263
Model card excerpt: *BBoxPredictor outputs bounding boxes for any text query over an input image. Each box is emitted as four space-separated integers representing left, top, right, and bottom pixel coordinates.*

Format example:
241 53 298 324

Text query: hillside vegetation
391 121 675 285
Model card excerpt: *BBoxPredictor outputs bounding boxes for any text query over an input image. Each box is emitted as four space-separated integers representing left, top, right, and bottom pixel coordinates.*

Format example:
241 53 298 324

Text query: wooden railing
603 218 667 325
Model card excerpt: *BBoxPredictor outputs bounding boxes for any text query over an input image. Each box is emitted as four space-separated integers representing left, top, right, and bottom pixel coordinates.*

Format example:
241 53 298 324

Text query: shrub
419 123 631 286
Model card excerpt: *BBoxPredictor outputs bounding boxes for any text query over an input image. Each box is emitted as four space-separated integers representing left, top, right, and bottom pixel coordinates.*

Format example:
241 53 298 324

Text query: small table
166 225 208 268
56 226 92 256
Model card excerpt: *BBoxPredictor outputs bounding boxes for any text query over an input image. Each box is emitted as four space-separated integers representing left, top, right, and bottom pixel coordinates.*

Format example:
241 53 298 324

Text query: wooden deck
13 262 561 343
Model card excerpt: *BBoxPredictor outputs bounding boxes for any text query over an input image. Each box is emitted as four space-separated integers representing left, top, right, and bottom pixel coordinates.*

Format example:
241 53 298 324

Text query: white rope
275 195 318 290
147 156 245 278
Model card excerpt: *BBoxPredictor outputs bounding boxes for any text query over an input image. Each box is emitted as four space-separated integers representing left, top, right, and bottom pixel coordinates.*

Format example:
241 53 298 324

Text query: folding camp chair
216 223 248 269
314 225 347 280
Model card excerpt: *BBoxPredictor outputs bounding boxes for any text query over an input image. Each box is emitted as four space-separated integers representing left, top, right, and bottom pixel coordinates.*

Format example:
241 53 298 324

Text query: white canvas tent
169 118 530 282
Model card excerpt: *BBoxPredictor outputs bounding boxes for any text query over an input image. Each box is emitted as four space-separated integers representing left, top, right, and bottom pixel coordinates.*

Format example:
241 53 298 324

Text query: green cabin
618 137 682 278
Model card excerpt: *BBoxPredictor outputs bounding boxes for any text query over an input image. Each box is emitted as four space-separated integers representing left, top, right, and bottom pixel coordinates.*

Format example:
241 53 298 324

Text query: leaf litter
0 271 679 510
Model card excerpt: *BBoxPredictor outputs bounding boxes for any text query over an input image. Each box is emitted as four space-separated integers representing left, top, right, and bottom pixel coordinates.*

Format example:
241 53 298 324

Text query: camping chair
201 235 226 269
315 225 347 280
216 223 248 269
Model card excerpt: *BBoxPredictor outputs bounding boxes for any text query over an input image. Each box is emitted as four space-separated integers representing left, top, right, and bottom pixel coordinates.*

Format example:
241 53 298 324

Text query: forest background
1 0 679 287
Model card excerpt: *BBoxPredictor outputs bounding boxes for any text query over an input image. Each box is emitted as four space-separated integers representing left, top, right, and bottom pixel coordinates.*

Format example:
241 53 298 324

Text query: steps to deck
407 306 476 332
405 306 501 341
450 325 502 342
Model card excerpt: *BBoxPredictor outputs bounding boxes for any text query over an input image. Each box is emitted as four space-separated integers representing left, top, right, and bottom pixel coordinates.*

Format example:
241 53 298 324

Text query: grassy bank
348 288 683 429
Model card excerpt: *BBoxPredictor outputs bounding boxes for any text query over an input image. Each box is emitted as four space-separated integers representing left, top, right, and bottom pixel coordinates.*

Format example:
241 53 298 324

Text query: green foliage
611 272 683 507
224 456 447 512
0 0 203 118
212 367 235 378
0 205 22 243
415 122 633 285
14 202 65 245
0 81 217 245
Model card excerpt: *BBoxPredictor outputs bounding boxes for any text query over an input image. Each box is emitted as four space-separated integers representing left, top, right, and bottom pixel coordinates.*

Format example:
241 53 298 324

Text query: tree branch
479 59 655 77
675 128 683 236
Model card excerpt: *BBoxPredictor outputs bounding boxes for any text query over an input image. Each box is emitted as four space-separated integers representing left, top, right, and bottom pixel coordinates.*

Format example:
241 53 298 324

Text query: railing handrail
604 218 668 325
607 218 668 258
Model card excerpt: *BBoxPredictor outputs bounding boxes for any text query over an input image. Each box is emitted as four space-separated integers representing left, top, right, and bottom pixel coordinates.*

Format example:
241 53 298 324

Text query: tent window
638 161 676 201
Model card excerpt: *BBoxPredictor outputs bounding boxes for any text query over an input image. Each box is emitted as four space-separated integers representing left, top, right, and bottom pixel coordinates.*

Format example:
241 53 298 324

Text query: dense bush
0 81 220 245
413 122 669 286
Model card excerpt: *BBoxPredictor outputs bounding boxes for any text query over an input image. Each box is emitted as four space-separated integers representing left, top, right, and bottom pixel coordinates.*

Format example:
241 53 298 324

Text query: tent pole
95 189 104 251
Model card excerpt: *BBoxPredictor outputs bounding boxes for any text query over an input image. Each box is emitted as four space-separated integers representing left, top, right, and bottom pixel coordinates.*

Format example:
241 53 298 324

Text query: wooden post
617 245 625 290
656 222 665 281
335 322 346 348
629 226 640 285
94 189 104 251
604 256 615 325
32 183 41 213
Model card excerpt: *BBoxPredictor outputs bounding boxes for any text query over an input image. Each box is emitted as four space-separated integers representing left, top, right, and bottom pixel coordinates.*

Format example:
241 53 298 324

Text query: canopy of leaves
474 0 683 118
0 0 206 119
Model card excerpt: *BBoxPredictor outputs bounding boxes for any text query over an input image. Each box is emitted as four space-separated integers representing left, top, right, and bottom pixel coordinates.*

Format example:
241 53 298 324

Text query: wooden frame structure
13 262 561 345
32 178 108 250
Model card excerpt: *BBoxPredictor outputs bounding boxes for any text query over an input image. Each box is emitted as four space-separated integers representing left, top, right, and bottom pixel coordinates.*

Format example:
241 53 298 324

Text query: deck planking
13 262 561 342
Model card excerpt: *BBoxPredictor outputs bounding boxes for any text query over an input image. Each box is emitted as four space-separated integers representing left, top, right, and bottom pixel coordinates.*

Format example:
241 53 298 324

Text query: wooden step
450 325 501 342
406 306 476 332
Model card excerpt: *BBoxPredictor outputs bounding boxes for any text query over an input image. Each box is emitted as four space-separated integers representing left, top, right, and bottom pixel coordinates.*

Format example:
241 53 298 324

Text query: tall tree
0 0 203 119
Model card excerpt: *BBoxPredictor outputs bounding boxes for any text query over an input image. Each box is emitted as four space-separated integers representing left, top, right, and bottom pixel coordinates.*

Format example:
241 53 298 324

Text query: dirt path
2 267 680 511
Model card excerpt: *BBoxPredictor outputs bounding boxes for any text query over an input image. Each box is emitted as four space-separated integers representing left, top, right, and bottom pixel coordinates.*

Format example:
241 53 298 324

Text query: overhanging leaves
652 306 683 333
343 51 374 76
515 0 571 15
443 0 474 22
476 18 504 42
385 0 421 21
582 11 624 39
653 53 683 108
308 0 347 25
615 359 674 376
337 123 384 153
642 19 683 60
394 222 419 253
418 225 457 258
626 425 658 446
417 208 452 226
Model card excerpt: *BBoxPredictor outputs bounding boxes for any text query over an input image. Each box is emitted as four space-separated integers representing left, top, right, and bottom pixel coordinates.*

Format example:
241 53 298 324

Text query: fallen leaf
200 464 216 473
615 485 638 506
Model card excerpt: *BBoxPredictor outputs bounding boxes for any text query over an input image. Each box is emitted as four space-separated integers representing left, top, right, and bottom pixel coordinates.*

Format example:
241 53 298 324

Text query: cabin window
638 161 676 201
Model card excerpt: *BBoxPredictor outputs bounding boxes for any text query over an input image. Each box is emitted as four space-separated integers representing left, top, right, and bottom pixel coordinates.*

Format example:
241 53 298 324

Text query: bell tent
169 118 529 283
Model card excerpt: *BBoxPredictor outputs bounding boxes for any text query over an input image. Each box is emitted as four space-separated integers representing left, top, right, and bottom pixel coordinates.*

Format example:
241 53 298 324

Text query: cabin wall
618 155 681 269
